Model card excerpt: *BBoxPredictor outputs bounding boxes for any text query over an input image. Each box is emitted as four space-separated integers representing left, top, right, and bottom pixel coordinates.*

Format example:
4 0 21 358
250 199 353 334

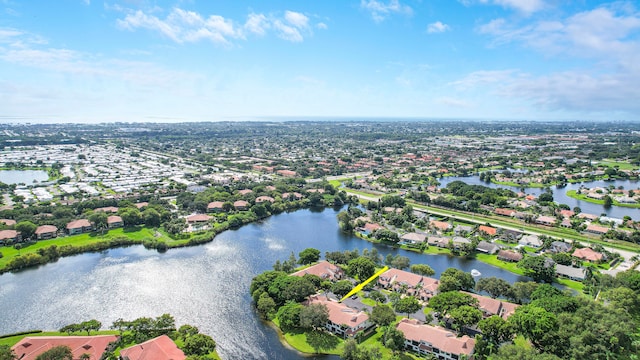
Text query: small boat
471 269 481 277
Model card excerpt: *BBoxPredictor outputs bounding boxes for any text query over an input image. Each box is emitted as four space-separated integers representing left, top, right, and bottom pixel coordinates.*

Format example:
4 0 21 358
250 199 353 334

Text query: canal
0 207 526 359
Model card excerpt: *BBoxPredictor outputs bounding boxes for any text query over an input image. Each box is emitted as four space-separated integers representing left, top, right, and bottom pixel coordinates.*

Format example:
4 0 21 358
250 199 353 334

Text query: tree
298 248 321 265
475 277 513 299
382 326 405 354
142 208 161 227
268 275 315 305
59 323 81 335
299 303 329 330
517 256 555 283
478 315 514 345
182 333 216 356
79 319 101 335
0 345 15 360
368 290 386 304
410 264 435 276
331 280 353 298
449 305 482 332
277 301 303 331
511 281 539 303
178 324 200 337
393 296 421 317
347 257 376 280
604 195 613 208
389 255 410 270
15 221 37 240
428 291 478 316
88 212 108 233
119 208 142 226
438 268 475 292
370 305 396 327
256 292 277 320
550 252 572 266
492 344 562 360
602 286 640 316
35 346 73 360
508 305 558 349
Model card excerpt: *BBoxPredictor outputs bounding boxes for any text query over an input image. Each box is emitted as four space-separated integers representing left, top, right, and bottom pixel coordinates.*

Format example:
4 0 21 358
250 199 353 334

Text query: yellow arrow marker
340 266 389 302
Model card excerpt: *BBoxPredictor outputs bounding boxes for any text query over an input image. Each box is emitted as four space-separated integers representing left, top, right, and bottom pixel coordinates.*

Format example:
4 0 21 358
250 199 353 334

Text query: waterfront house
555 264 587 281
120 335 185 360
476 240 499 255
497 250 523 262
396 318 475 360
66 219 92 235
291 260 343 281
35 225 57 240
255 196 275 204
400 232 427 245
107 215 124 228
186 214 212 224
12 335 118 360
281 192 303 201
0 229 20 243
306 295 372 338
378 268 440 300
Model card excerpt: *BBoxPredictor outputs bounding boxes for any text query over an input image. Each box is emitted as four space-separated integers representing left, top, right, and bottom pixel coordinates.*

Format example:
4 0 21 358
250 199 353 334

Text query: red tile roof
572 247 604 262
430 220 451 231
66 219 91 229
207 201 224 209
107 215 123 224
291 261 343 281
478 225 497 236
396 319 475 357
462 291 519 319
0 229 18 240
120 335 185 360
186 214 211 223
12 335 118 360
0 219 16 226
35 225 57 235
256 196 275 203
307 296 369 330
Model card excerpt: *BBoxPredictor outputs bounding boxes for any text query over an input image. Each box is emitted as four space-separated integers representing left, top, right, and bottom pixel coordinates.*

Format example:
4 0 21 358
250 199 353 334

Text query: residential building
378 268 439 300
478 225 497 237
476 240 499 255
463 292 519 319
572 247 604 262
12 335 118 360
519 234 543 248
120 335 186 360
186 214 211 224
555 264 587 281
396 318 475 360
107 215 124 228
585 224 609 235
207 201 224 212
0 219 16 226
95 206 119 213
66 219 92 235
291 260 343 281
497 250 523 262
233 200 250 211
400 232 427 245
35 225 57 240
535 216 557 226
237 189 253 196
550 241 572 253
430 220 452 232
0 229 20 243
306 295 372 338
256 196 275 203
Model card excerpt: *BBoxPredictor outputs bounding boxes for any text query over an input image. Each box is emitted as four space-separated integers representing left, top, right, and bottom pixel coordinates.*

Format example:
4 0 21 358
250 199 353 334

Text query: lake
438 176 640 219
0 207 525 359
0 170 49 185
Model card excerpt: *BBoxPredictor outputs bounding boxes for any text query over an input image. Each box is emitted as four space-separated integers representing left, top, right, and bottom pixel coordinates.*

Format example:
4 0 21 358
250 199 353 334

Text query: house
276 169 297 177
463 292 519 319
306 295 372 338
233 200 250 211
430 220 452 232
559 209 575 218
11 335 118 360
359 223 383 235
519 234 543 248
428 236 450 248
555 264 587 281
207 201 224 212
497 250 523 262
107 215 124 228
0 229 20 243
400 232 427 245
476 240 499 255
95 206 119 213
452 236 472 248
291 260 343 281
396 318 475 360
66 219 92 235
35 225 57 240
454 224 474 235
585 224 609 235
237 189 253 196
535 216 557 226
478 225 497 237
186 214 212 224
255 196 275 204
572 247 604 262
550 240 572 253
282 192 303 200
577 213 599 221
120 335 185 360
378 268 439 300
135 202 148 209
495 208 515 217
560 218 572 228
0 219 16 226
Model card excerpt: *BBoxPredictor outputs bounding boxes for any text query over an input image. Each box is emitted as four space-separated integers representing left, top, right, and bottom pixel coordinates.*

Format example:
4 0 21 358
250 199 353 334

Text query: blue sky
0 0 639 123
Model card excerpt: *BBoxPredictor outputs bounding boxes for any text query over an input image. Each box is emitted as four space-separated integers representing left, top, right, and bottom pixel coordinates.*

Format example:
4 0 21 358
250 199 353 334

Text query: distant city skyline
0 0 639 123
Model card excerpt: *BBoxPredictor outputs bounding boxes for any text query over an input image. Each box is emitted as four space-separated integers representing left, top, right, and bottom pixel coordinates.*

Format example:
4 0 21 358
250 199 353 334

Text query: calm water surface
0 170 49 185
0 207 525 359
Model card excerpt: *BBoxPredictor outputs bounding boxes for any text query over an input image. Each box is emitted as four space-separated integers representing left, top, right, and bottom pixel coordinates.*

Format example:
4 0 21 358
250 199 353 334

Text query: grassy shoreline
566 190 640 208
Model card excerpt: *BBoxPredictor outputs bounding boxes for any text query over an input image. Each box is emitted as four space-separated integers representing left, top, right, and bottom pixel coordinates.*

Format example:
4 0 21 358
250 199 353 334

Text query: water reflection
0 208 525 359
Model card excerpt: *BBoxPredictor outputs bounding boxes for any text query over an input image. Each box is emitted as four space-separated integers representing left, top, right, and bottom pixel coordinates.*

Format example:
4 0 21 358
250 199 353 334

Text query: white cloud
360 0 412 23
435 97 473 108
317 22 328 30
284 11 309 28
460 0 545 15
427 21 450 34
451 69 519 90
117 8 318 43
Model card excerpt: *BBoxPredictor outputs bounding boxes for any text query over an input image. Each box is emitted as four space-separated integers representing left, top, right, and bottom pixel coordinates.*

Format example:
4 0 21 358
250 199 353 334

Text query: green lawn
474 253 525 275
566 190 640 208
598 160 639 171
